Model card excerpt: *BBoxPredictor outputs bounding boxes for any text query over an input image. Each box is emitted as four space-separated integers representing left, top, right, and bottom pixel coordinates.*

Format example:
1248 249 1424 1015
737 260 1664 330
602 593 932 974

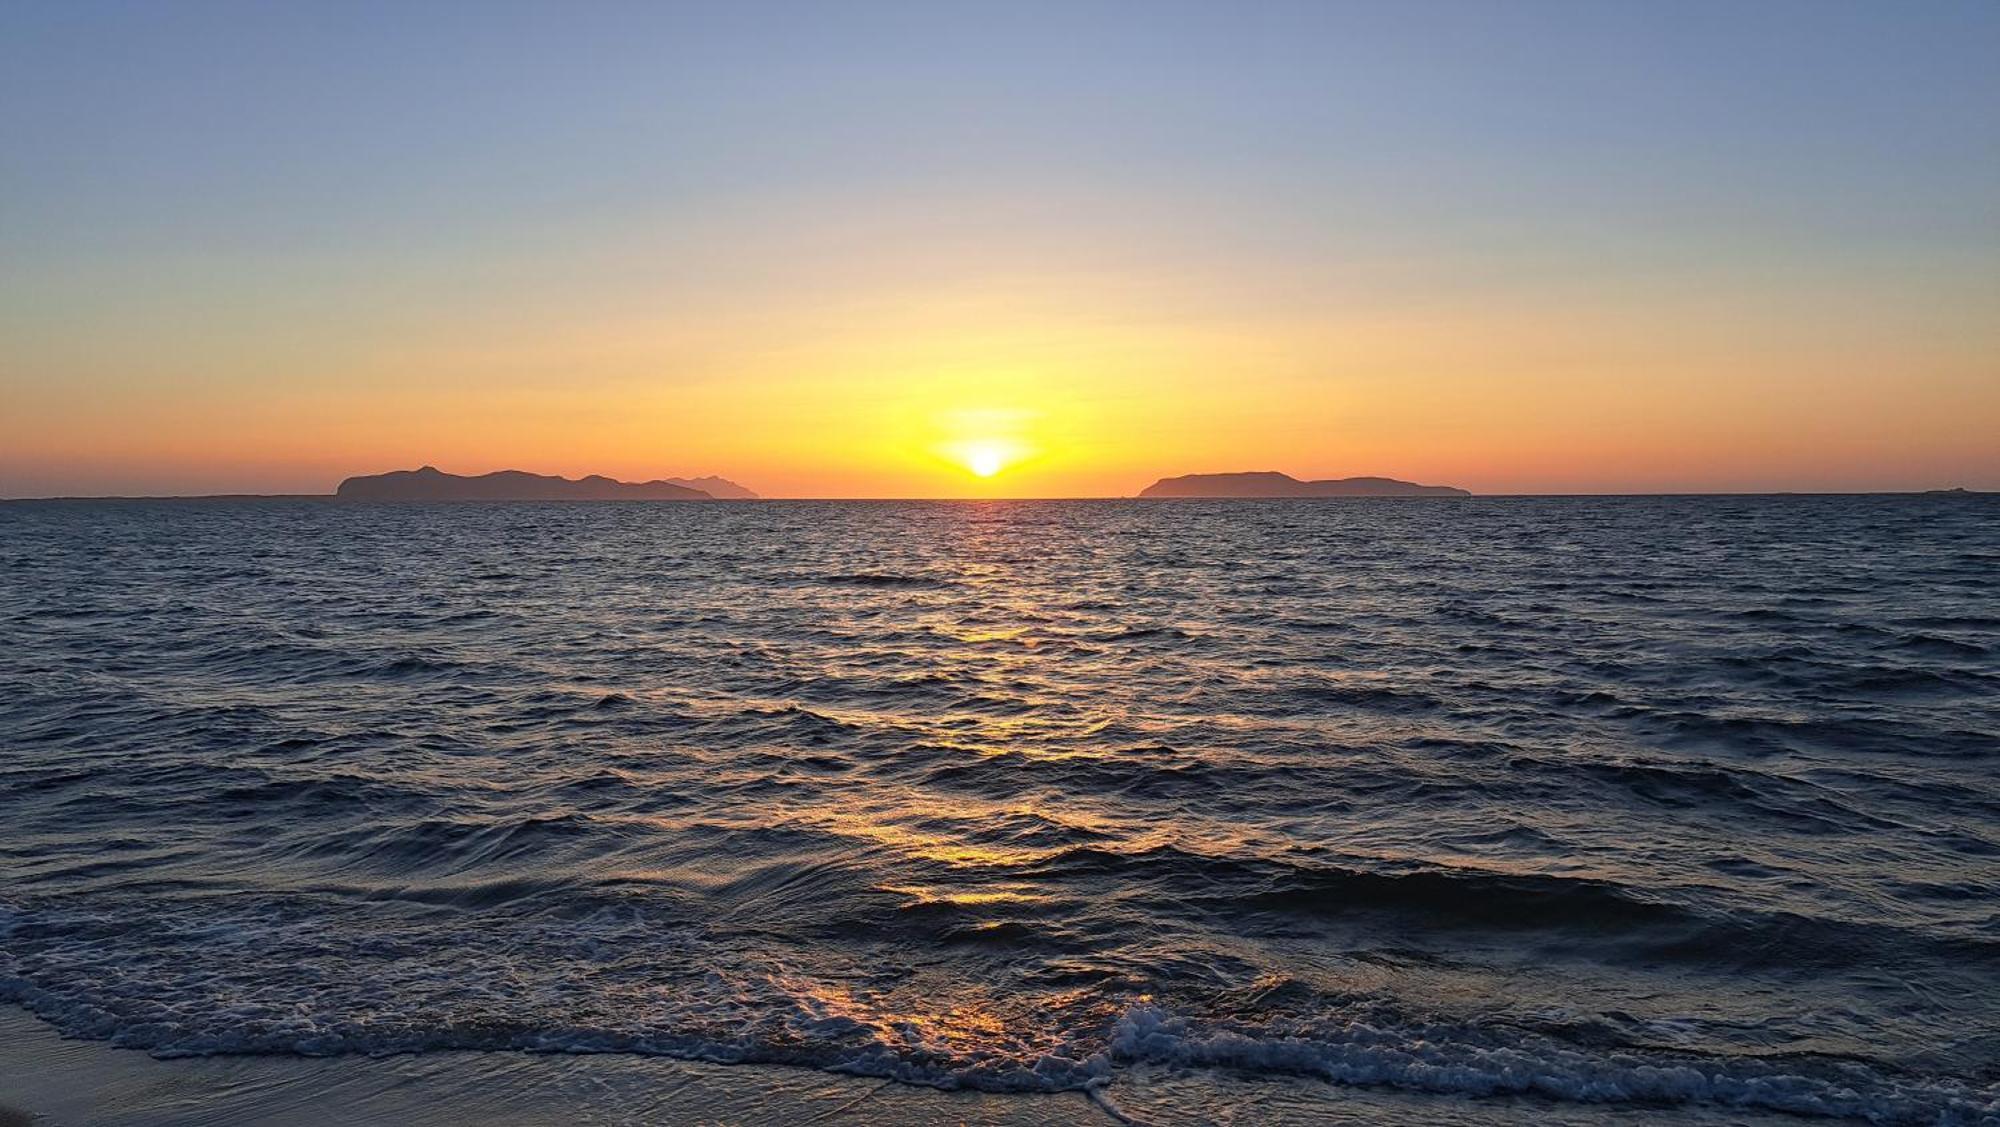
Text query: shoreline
0 1006 1803 1126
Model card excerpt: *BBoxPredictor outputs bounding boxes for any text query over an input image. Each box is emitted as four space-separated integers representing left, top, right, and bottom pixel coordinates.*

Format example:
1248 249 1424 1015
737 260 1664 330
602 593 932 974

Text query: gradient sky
3 0 1996 497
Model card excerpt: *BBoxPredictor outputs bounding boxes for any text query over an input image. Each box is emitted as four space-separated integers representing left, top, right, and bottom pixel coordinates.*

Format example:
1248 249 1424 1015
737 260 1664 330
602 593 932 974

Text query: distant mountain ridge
1139 471 1469 498
336 466 757 501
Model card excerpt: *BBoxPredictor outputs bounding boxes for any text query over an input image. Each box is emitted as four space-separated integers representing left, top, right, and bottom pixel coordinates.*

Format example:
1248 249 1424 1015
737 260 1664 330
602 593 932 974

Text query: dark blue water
3 497 1996 1122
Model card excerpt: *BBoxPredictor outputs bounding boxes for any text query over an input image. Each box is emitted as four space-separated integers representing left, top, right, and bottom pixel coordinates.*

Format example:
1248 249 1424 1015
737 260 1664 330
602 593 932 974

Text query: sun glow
947 437 1031 480
964 443 1008 477
936 408 1036 484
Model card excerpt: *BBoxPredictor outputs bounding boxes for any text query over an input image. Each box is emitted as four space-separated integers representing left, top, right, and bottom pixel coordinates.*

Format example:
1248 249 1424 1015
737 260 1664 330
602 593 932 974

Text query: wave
1028 845 2000 970
1105 1006 2000 1124
816 572 949 588
5 959 1993 1126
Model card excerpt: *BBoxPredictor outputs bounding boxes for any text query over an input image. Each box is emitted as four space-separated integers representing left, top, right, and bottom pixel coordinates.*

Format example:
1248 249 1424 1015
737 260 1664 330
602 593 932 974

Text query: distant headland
335 467 759 501
1138 471 1470 498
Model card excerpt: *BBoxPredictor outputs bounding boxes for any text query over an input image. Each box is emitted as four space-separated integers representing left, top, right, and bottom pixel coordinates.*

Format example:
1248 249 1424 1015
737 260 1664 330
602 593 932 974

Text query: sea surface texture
3 497 1996 1123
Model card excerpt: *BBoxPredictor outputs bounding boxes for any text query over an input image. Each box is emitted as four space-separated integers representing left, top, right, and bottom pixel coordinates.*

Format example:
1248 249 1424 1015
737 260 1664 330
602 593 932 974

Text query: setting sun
963 443 1008 478
937 411 1034 486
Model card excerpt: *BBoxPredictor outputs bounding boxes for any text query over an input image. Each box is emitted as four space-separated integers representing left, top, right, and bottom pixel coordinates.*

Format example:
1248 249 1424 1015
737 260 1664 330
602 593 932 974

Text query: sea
2 496 1996 1123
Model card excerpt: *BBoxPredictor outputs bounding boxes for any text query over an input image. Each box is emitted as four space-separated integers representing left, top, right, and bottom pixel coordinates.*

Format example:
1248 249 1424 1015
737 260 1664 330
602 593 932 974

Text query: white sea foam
7 933 1997 1127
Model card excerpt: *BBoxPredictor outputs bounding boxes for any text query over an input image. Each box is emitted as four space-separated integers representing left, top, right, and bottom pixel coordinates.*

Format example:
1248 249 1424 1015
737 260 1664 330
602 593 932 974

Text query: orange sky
5 232 1994 497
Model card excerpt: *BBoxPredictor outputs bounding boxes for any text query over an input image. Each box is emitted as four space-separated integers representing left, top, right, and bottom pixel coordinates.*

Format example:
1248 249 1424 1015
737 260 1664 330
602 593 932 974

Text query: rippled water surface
3 497 1997 1122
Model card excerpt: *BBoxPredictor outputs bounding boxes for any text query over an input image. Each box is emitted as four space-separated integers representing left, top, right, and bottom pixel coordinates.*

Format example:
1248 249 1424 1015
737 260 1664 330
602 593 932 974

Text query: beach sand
0 1006 1785 1126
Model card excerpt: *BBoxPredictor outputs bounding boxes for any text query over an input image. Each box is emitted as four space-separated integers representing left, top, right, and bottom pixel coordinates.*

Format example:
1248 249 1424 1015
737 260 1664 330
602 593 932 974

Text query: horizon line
3 489 1987 504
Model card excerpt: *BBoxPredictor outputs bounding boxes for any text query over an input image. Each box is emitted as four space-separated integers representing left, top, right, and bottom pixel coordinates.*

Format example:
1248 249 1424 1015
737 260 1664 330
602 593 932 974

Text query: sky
2 0 1996 498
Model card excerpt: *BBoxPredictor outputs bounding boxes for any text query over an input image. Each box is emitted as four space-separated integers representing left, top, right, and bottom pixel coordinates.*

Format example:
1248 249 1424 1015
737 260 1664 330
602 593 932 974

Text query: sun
964 443 1008 478
936 411 1033 483
948 437 1024 479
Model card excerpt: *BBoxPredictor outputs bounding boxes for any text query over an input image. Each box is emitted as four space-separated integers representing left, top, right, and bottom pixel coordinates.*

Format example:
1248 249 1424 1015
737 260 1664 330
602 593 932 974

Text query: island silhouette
336 466 758 501
1139 471 1470 498
666 475 759 500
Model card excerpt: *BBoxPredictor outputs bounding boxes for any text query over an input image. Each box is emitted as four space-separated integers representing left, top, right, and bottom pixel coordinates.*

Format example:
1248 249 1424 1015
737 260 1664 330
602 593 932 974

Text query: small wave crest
1107 1006 2000 1124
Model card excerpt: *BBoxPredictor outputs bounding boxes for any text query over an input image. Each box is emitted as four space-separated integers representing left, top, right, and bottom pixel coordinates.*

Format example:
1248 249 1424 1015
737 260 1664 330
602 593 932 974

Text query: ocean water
2 496 1996 1123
